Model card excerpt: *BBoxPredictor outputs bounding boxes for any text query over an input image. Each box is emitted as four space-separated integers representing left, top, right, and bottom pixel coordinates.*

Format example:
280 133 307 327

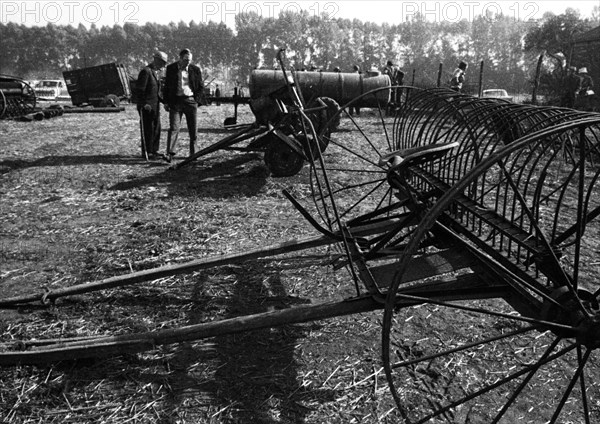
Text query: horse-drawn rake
3 85 600 422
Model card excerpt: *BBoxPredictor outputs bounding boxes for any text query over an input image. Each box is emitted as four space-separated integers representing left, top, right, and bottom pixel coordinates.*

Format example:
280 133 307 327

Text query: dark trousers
167 97 198 156
138 106 161 154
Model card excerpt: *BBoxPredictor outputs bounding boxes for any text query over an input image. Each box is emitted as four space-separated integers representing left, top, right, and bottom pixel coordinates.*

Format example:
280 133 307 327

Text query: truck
62 63 132 107
34 79 70 100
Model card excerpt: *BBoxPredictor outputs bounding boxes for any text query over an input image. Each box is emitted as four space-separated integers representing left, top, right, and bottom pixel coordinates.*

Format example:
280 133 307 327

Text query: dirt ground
2 99 600 424
0 102 405 423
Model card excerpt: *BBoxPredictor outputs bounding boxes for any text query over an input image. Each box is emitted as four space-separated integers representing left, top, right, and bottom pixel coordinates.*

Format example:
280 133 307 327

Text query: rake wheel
382 116 600 423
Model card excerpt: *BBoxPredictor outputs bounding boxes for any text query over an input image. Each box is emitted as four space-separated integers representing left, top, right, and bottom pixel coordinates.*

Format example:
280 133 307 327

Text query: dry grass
0 102 403 423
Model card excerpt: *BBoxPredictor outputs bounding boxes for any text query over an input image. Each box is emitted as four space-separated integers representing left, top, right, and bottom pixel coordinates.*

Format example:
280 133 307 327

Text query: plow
3 79 600 421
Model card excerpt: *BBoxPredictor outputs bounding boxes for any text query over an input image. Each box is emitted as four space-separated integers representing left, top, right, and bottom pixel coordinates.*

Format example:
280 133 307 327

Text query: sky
1 0 599 29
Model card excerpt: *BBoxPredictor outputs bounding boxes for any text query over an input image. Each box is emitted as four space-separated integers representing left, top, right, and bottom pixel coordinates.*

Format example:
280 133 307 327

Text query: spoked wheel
306 86 471 265
308 86 406 231
382 116 600 423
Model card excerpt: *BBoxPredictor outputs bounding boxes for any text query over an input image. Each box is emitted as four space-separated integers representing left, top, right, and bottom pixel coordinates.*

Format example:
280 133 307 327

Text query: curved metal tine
548 346 592 424
498 159 591 318
573 125 591 288
412 343 578 424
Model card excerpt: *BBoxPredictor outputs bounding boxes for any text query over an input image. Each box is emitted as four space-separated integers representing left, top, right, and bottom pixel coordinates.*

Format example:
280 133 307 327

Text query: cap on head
579 67 588 73
153 51 168 63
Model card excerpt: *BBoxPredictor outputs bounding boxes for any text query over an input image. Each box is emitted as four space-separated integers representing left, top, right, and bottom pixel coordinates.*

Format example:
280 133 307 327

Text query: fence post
437 63 443 87
532 51 545 105
478 60 484 97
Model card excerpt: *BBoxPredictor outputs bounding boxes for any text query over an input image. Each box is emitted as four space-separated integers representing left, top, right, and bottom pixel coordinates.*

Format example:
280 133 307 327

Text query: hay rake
3 86 600 422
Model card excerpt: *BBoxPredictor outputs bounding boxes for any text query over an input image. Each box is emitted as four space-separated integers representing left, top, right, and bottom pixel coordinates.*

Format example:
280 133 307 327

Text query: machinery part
100 93 120 107
249 69 391 108
308 86 411 232
0 75 37 119
380 112 600 422
264 135 305 177
307 96 340 135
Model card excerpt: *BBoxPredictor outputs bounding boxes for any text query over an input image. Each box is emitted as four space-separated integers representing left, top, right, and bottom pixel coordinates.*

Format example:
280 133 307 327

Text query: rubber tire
264 141 305 177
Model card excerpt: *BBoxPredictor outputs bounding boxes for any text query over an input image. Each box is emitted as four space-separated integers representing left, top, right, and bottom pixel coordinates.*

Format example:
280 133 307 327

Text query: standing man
163 48 205 162
450 61 468 92
136 50 167 160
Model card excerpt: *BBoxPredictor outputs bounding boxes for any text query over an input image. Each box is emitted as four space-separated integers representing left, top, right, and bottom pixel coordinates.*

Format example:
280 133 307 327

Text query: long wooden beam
0 219 403 307
0 296 383 366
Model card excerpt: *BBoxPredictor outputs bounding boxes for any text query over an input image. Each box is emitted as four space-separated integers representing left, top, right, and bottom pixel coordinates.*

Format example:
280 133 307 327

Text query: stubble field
0 102 402 423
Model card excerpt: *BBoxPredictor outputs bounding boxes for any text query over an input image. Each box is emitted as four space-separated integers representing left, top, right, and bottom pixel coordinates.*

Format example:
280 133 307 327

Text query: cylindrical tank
249 70 391 108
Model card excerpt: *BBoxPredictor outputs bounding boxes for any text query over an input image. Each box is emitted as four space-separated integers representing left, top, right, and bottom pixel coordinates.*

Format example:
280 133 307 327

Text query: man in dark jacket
163 48 205 161
136 50 167 159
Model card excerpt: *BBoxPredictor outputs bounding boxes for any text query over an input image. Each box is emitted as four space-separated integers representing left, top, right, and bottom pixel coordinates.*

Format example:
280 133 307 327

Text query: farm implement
3 84 600 422
0 74 37 119
171 50 390 176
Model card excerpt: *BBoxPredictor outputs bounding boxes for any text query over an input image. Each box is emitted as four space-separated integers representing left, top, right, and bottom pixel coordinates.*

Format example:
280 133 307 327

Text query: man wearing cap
163 48 205 161
576 67 595 110
136 51 167 159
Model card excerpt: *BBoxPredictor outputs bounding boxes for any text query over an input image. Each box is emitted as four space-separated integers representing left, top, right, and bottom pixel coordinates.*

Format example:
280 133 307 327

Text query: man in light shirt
163 48 205 161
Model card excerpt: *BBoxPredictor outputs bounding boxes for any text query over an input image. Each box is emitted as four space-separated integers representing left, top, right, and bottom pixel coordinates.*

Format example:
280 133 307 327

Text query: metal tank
249 70 391 108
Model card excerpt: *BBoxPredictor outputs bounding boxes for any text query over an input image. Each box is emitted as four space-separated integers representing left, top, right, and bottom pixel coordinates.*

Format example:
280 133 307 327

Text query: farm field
0 103 403 423
2 98 600 424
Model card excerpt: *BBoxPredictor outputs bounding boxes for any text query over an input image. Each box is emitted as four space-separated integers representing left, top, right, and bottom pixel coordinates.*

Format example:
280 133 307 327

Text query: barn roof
573 25 600 43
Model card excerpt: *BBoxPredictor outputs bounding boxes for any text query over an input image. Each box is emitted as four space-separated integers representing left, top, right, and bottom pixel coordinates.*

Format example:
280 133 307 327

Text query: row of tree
1 7 598 95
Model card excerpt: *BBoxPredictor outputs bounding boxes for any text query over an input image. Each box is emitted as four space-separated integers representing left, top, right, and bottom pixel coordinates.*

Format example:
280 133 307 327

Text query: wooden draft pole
0 219 401 307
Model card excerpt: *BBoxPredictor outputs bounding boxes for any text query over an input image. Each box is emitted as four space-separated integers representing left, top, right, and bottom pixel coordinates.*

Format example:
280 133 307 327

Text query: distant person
450 61 468 92
349 64 361 117
562 66 582 108
163 48 205 162
383 60 404 113
215 84 221 106
576 67 595 111
578 67 594 93
136 50 167 160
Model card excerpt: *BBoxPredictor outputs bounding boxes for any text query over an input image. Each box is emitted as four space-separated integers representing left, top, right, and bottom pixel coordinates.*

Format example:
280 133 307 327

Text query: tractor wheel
264 140 305 177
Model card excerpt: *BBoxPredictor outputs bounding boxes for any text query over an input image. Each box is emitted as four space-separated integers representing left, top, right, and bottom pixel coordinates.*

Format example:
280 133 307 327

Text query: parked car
35 79 70 100
482 89 513 102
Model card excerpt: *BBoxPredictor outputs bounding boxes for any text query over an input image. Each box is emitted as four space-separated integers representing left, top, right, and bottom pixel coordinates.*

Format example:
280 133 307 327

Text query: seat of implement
379 142 459 174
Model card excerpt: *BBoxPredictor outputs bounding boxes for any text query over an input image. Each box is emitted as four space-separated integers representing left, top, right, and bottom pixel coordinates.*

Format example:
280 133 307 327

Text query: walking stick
139 108 149 161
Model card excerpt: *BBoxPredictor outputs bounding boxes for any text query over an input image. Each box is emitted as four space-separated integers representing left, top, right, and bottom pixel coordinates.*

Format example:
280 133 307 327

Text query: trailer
62 62 132 107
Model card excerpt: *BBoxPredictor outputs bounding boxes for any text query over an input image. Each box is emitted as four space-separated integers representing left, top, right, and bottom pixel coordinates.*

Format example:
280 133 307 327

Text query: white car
35 80 70 100
482 89 513 102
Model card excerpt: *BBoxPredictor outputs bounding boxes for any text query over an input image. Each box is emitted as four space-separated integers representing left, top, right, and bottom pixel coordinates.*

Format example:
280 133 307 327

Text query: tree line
1 7 598 94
